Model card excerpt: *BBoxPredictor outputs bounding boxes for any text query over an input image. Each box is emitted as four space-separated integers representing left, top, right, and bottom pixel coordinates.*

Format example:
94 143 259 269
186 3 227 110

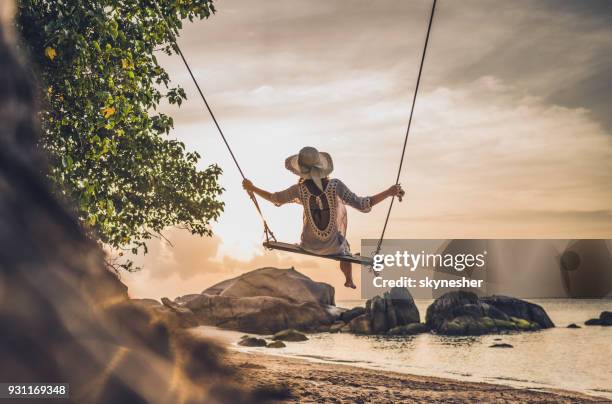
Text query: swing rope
374 0 437 256
154 0 437 258
152 0 276 244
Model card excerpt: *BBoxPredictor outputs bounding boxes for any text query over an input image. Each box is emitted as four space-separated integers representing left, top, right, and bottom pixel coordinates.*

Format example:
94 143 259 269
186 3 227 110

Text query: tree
16 0 223 269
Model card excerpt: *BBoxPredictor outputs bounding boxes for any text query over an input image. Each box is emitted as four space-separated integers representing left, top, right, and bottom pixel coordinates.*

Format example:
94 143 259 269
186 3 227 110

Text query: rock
184 291 337 334
511 317 540 331
584 311 612 326
238 337 267 347
585 318 603 326
489 343 513 348
453 303 485 318
174 294 200 305
325 305 345 319
340 324 351 333
480 295 554 329
349 314 373 335
480 302 511 321
340 306 366 323
133 297 197 328
179 267 340 334
367 296 389 333
599 311 612 326
202 267 335 306
266 340 286 348
272 329 308 342
439 316 494 335
426 291 481 331
159 297 198 328
567 323 581 329
387 323 429 336
363 287 420 334
384 287 421 326
329 321 346 333
426 291 552 335
0 25 257 403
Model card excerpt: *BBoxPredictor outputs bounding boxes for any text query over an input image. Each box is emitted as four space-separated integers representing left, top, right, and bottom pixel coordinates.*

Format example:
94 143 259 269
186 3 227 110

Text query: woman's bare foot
340 261 355 289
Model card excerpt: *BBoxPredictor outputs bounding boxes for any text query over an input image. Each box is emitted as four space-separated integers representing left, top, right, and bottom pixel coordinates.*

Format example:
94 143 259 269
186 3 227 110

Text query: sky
123 0 612 301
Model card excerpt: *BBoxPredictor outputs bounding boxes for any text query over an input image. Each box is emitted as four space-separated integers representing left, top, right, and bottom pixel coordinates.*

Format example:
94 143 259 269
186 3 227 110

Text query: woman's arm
337 180 404 212
370 184 404 207
242 179 300 206
242 179 275 203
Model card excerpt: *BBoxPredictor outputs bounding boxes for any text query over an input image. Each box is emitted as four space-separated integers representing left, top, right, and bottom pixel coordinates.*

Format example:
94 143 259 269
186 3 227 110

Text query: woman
242 146 404 289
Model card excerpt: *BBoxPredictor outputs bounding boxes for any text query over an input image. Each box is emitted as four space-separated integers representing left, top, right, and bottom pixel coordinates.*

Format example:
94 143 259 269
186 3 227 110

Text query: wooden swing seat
263 241 373 266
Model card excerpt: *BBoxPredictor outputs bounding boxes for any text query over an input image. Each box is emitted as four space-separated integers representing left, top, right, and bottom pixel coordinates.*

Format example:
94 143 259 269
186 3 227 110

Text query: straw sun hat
285 147 333 190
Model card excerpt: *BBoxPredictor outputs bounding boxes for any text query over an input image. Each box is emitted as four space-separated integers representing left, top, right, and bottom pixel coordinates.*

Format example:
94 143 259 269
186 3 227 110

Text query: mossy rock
238 337 267 347
481 316 496 329
266 340 286 348
511 317 540 331
492 318 518 331
439 316 489 335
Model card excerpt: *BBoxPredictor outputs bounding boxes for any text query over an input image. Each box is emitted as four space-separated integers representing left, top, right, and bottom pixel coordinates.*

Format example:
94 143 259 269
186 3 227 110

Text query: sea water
195 299 612 399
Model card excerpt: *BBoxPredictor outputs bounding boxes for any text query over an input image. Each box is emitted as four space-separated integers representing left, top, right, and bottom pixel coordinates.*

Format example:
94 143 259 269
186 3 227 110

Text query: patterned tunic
270 178 372 256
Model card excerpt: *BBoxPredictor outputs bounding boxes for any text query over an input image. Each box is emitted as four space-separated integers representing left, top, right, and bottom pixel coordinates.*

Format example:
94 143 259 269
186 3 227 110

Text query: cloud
124 0 612 300
160 0 612 130
376 76 612 238
127 228 321 281
120 227 341 300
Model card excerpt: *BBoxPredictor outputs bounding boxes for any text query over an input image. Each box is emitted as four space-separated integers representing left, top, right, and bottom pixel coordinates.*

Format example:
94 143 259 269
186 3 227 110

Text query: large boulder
170 267 340 334
201 267 335 306
385 287 421 326
183 293 336 334
425 291 481 331
358 287 420 334
426 291 554 335
480 295 554 329
367 296 389 333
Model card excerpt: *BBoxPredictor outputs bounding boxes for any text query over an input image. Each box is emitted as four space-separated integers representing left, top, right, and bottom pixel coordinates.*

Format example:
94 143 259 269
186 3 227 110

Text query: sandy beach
228 351 608 403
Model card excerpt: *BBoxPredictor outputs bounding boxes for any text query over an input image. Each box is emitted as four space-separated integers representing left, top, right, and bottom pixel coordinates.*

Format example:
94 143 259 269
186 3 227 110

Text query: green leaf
15 0 224 270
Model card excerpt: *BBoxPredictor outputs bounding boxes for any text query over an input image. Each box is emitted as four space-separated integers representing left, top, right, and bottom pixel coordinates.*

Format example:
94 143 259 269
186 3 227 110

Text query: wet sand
229 351 608 403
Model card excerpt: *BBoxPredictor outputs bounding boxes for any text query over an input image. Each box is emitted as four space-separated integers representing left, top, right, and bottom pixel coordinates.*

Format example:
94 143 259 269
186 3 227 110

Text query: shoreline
228 350 608 403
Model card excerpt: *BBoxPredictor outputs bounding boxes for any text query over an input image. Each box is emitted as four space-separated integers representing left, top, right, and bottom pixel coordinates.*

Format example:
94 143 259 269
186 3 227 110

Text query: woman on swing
243 146 404 289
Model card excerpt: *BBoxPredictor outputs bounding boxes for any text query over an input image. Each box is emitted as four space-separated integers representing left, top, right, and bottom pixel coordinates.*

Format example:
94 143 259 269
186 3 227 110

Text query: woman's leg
340 261 356 289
